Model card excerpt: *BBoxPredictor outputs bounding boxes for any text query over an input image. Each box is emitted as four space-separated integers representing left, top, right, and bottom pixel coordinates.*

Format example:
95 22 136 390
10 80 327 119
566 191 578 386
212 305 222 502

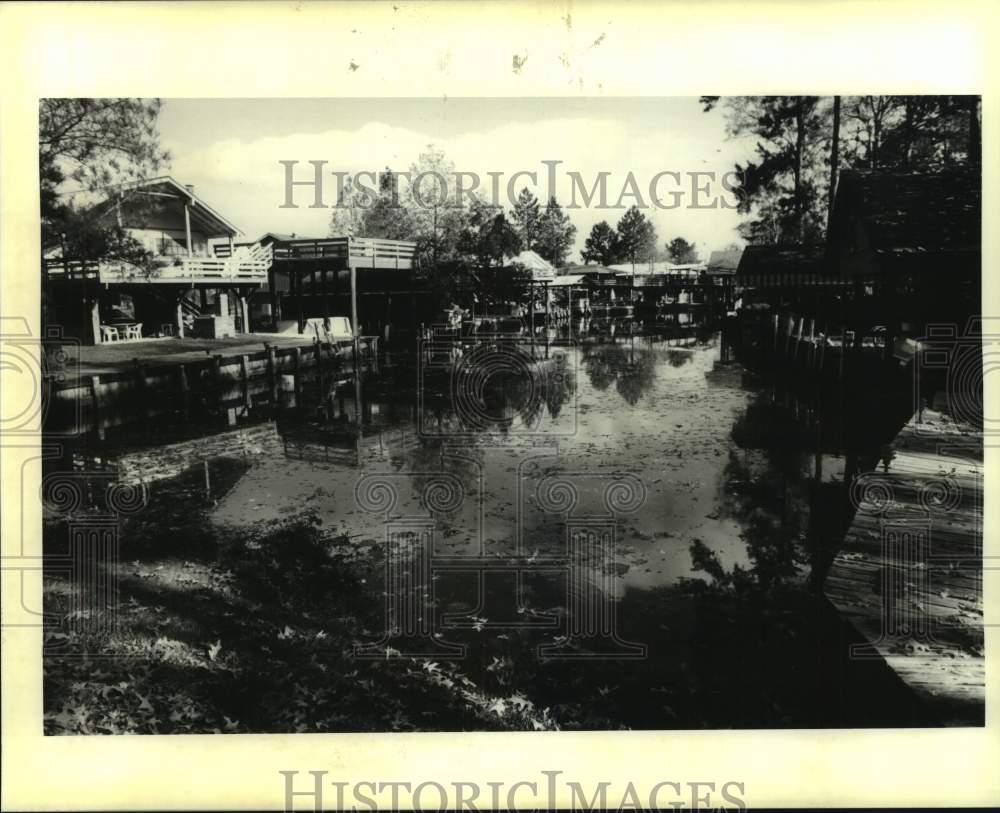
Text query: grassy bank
43 459 557 734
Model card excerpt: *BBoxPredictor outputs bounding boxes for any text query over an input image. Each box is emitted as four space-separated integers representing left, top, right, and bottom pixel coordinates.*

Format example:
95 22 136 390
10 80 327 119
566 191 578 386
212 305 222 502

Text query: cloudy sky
160 98 756 260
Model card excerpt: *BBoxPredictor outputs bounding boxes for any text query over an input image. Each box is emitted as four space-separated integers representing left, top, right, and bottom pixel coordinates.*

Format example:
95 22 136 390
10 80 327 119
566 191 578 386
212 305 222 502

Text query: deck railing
44 242 273 284
240 236 419 268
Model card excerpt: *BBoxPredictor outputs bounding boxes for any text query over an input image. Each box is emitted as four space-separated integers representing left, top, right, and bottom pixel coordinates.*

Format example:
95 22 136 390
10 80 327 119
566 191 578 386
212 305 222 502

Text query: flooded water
45 318 924 729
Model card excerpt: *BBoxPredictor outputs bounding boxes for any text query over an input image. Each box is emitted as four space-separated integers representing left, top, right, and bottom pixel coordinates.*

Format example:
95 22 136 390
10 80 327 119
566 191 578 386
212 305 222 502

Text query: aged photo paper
1 1 998 810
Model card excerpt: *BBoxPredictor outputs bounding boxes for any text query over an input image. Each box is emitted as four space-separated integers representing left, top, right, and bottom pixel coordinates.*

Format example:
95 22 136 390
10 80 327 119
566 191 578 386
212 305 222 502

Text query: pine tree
535 197 577 267
666 237 699 264
511 187 541 251
614 206 656 268
581 220 620 266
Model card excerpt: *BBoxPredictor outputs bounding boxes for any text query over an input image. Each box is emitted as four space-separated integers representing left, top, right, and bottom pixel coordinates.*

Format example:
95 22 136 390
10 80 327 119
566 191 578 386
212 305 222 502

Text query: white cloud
166 114 751 258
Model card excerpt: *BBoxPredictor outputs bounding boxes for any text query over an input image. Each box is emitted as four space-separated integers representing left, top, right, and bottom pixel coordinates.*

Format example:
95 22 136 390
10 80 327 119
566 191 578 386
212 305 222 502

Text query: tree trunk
794 102 805 242
828 96 841 226
872 98 882 169
903 96 914 169
969 96 981 165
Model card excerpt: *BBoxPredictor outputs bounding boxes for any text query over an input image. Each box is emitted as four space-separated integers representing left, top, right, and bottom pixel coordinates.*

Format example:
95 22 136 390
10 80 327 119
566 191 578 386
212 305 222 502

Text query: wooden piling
293 346 302 399
240 354 251 408
177 363 190 418
88 375 101 434
265 343 278 403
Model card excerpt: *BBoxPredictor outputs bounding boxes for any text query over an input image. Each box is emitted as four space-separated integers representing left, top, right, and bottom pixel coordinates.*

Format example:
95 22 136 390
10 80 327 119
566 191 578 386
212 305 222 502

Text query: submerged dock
823 407 984 725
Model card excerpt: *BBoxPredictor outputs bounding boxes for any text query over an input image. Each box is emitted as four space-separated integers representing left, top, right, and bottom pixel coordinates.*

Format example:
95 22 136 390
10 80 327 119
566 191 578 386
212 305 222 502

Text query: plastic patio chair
99 325 119 342
125 323 143 339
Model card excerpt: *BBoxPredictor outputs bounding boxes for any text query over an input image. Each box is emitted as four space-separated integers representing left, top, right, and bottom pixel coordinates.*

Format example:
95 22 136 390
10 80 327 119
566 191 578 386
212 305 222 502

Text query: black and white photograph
36 94 983 734
2 2 998 810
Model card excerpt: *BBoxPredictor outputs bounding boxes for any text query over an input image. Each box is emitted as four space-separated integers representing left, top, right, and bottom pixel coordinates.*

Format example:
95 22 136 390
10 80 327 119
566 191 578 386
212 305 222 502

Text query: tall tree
408 145 462 270
702 95 826 244
330 168 414 240
535 197 577 267
828 95 841 224
330 146 471 270
843 95 900 170
511 187 541 251
458 199 521 271
666 237 699 264
615 206 657 268
458 199 526 308
842 95 976 171
968 96 981 166
39 98 170 247
581 220 619 266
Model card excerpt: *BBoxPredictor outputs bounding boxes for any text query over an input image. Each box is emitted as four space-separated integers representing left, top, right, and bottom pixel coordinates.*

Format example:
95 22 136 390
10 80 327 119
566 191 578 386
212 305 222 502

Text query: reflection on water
46 316 921 728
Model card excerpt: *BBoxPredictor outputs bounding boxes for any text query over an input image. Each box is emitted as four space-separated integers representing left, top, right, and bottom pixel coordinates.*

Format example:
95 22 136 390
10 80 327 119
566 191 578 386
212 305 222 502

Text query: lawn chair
99 325 119 342
125 323 143 340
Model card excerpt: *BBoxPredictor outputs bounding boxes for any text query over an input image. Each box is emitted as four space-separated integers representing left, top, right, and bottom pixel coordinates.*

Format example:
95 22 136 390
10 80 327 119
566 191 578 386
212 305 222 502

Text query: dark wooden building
825 168 981 329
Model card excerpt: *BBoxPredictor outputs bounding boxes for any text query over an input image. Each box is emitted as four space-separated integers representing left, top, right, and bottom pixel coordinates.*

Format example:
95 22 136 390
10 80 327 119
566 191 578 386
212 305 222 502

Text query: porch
237 235 420 339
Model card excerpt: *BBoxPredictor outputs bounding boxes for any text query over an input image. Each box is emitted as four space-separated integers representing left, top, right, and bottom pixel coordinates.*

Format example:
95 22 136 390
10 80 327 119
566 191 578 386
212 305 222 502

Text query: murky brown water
49 318 926 728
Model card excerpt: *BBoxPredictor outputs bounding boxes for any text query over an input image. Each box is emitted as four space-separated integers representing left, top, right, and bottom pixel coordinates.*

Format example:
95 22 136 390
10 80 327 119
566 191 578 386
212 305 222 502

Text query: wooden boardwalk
823 407 985 725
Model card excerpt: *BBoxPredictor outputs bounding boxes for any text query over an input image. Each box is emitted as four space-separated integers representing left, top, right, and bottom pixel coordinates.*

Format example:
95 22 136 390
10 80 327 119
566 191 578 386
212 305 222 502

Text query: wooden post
350 264 359 337
88 291 101 345
239 294 250 335
793 316 805 360
213 354 223 406
184 202 193 257
265 343 278 403
784 314 795 358
178 363 190 418
240 354 251 408
175 296 186 338
203 459 211 502
322 268 330 324
293 346 302 399
88 375 101 434
296 271 305 334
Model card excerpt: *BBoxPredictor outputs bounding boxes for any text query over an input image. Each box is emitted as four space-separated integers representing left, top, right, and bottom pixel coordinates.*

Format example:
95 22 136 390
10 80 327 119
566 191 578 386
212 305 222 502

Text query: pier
823 406 984 724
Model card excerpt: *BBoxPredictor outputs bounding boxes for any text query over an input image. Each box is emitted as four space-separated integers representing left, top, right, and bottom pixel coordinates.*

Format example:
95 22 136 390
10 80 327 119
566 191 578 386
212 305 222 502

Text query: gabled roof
707 248 743 274
106 176 242 237
504 249 556 280
506 250 555 271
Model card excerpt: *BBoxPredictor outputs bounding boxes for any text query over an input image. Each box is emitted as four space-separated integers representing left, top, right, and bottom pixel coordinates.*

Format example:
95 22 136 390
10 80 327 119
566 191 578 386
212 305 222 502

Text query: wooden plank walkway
823 407 985 725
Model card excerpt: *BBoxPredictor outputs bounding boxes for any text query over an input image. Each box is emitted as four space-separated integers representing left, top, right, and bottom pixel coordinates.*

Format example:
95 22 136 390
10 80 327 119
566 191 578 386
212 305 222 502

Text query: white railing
45 242 273 283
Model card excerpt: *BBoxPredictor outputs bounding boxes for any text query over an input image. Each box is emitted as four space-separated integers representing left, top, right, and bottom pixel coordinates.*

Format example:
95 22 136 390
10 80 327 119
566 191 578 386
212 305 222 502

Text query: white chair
100 325 119 343
125 323 143 340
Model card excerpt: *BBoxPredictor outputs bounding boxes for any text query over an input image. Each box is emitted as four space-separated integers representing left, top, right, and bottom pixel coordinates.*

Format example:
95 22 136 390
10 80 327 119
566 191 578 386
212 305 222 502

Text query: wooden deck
44 243 273 285
823 407 984 724
216 236 418 270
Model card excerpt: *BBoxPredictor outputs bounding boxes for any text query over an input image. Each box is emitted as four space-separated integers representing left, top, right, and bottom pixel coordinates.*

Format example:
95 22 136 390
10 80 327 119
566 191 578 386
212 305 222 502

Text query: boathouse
824 168 981 329
220 233 419 339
